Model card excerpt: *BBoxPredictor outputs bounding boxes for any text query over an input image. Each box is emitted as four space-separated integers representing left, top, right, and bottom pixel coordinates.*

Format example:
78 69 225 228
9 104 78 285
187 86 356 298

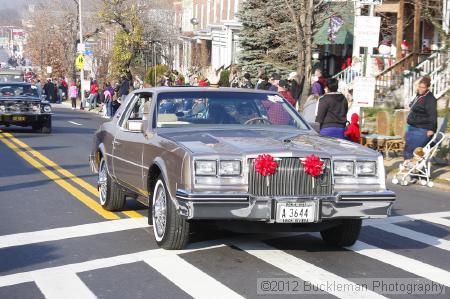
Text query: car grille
248 157 332 197
0 101 36 113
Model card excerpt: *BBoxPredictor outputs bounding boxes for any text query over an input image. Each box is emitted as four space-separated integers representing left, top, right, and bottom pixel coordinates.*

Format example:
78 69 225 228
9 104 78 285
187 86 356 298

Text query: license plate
12 116 26 122
276 201 317 223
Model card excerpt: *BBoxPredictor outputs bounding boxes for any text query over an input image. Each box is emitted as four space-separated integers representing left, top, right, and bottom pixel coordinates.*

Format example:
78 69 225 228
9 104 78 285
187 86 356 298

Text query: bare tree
96 0 179 80
283 0 352 100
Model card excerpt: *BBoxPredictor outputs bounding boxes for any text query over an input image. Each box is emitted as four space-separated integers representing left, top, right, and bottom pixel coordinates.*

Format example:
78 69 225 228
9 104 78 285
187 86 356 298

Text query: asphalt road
1 104 450 299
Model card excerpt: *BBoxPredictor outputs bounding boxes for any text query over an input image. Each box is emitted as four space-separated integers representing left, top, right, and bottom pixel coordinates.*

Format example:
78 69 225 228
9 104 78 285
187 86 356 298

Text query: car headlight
43 105 52 113
195 160 217 176
219 160 241 176
32 104 39 111
334 161 354 176
0 105 5 112
356 161 377 176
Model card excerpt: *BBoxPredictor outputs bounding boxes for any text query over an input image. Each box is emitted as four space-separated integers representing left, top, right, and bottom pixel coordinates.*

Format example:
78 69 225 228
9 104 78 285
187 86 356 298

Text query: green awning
314 7 354 45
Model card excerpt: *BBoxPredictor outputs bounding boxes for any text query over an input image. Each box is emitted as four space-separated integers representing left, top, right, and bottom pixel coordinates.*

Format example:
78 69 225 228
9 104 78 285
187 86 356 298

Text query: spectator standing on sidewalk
404 76 437 159
311 69 325 96
103 83 113 118
315 78 348 138
68 81 78 110
344 113 361 143
278 80 296 107
255 74 272 90
87 80 99 111
268 73 281 92
43 78 56 103
287 72 302 103
35 79 43 98
120 75 130 104
240 73 254 89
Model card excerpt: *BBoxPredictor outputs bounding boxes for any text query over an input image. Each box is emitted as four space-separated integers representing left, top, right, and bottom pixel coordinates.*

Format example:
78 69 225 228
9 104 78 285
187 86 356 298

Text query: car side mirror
127 120 144 132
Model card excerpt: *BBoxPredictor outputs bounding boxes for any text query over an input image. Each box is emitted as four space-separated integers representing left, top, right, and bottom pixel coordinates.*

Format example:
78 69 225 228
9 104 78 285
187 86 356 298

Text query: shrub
218 70 230 87
144 64 169 87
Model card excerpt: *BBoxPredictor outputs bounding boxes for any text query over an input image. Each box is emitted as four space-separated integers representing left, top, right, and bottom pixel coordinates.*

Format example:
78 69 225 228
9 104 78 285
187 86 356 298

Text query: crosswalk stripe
0 241 227 288
0 218 149 249
34 270 96 299
235 241 387 299
364 211 450 226
419 216 450 228
372 223 450 252
345 240 450 288
144 255 244 299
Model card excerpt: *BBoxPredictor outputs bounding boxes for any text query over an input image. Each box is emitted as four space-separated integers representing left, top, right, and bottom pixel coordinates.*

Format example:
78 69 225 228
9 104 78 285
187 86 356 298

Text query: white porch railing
403 51 450 107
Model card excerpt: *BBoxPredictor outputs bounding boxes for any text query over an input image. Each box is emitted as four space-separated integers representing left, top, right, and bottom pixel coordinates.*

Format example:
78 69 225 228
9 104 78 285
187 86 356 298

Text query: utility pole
78 0 85 105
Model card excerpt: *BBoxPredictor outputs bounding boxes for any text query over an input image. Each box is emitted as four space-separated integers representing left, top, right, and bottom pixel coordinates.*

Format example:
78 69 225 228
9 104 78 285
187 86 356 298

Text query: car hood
159 128 377 158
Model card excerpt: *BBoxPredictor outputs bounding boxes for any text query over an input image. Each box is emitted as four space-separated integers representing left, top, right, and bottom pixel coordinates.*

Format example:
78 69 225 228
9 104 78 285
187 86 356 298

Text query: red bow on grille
302 154 324 177
254 154 278 176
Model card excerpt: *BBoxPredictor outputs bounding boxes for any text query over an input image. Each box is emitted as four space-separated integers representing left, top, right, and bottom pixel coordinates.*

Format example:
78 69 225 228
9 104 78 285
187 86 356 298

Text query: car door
112 93 152 195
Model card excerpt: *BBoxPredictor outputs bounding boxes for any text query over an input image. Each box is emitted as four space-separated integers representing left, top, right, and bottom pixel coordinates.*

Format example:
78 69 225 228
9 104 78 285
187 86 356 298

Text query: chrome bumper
176 190 396 222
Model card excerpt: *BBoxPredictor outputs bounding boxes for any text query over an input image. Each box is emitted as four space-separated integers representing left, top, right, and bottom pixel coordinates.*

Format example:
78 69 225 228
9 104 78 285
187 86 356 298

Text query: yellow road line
2 132 144 218
122 210 146 218
0 134 120 220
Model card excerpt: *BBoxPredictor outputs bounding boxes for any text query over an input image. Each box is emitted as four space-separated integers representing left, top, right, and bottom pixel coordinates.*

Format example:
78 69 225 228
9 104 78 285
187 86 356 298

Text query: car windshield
156 91 309 129
0 84 38 98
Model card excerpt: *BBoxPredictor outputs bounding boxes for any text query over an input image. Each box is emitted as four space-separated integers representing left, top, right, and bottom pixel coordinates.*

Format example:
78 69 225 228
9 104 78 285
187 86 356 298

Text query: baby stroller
392 131 447 187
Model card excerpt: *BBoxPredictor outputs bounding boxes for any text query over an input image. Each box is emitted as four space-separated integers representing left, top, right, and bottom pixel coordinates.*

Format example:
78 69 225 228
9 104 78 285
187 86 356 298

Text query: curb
386 162 450 192
56 101 104 115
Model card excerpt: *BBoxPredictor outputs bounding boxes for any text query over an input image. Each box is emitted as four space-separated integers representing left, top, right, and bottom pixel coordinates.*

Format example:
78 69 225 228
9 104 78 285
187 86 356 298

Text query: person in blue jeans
404 76 437 159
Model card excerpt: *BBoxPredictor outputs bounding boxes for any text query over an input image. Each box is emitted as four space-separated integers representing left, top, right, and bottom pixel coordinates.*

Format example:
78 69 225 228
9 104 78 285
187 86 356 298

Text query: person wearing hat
278 79 296 107
288 72 302 102
269 73 281 92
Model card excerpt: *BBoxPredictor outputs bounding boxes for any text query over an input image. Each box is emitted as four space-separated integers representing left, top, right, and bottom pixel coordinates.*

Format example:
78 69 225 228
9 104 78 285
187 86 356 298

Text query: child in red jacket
345 113 361 143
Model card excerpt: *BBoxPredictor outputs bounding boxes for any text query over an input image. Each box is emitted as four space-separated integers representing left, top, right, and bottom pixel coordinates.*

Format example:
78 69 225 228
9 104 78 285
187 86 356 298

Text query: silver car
90 87 395 250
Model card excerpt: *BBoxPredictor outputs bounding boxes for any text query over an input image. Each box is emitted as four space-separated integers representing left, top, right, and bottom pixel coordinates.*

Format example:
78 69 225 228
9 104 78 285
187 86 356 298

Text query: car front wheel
151 176 189 249
98 157 126 211
320 219 362 247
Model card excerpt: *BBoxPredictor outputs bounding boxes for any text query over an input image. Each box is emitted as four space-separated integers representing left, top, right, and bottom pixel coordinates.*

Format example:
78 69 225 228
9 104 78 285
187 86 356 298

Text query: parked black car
0 82 52 133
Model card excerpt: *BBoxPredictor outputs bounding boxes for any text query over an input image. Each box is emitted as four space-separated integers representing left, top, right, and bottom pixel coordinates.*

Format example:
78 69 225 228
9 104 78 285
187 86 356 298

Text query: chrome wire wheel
98 159 108 205
152 180 167 242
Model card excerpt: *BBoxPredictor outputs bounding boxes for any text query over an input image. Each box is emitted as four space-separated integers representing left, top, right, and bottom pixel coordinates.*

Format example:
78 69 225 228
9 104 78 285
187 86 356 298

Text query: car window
119 93 152 129
156 91 309 129
0 84 38 97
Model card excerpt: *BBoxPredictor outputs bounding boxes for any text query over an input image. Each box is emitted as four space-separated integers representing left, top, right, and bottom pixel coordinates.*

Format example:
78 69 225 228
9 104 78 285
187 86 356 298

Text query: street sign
75 54 84 70
353 77 376 107
77 43 85 53
354 16 381 48
46 66 52 74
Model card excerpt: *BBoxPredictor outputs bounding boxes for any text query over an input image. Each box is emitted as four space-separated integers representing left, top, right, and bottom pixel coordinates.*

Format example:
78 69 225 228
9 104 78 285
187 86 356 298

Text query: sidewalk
385 157 450 191
58 99 105 115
